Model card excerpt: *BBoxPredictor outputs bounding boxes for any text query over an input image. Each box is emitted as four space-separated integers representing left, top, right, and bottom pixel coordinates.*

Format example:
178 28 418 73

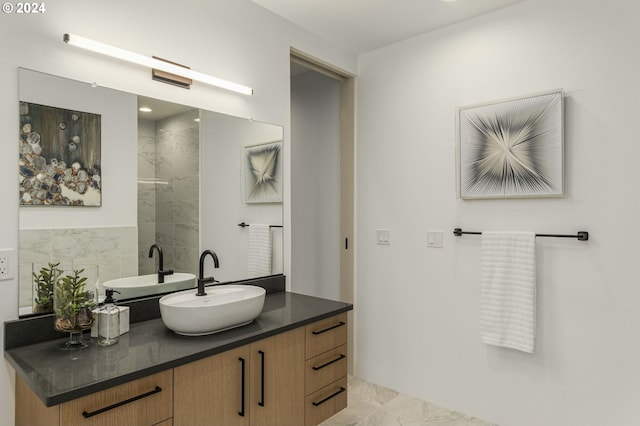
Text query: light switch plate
376 229 391 245
427 231 443 248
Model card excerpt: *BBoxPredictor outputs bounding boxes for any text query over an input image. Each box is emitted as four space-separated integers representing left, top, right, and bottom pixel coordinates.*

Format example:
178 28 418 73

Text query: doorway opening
290 49 355 373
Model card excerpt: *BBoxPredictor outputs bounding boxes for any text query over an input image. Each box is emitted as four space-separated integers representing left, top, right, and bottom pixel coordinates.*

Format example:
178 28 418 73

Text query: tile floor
320 376 497 426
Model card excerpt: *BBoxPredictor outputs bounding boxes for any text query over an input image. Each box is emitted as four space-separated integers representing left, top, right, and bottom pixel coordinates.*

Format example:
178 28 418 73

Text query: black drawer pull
82 386 162 418
312 387 346 407
312 354 346 371
312 321 346 335
258 350 265 407
239 357 246 417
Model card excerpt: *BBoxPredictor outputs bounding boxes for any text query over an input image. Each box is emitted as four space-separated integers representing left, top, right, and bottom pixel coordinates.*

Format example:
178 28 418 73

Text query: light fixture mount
152 56 192 89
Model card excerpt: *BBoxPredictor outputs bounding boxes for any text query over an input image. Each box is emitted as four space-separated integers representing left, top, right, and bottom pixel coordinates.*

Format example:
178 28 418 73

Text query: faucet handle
196 276 217 296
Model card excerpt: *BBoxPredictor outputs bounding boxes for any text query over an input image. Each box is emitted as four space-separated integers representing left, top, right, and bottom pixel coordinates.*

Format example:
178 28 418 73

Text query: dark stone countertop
4 291 353 407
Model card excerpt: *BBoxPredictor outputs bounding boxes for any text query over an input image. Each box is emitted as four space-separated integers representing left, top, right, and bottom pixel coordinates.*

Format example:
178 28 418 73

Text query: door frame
290 48 356 374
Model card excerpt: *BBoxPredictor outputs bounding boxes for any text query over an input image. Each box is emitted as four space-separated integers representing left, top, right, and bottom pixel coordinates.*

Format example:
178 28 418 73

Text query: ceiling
137 96 196 121
252 0 525 55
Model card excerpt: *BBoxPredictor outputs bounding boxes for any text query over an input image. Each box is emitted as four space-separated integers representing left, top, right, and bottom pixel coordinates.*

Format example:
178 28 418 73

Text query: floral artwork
19 101 102 206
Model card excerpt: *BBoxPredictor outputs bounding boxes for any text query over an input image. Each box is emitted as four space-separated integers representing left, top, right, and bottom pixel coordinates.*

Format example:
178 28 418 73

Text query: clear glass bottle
97 289 120 346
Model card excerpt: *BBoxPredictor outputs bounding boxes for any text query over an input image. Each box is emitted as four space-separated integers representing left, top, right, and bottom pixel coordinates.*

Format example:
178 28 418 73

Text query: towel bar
238 222 283 229
453 228 589 241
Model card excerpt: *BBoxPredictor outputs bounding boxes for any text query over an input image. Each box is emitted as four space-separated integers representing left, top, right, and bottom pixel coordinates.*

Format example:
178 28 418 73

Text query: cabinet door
250 327 305 426
174 345 250 426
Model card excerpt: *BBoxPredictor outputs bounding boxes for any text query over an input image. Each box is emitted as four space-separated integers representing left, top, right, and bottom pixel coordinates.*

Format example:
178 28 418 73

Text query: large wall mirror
18 68 284 317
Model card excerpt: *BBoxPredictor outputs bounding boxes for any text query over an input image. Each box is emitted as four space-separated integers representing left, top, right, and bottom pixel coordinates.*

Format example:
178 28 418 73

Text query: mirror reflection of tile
19 226 138 312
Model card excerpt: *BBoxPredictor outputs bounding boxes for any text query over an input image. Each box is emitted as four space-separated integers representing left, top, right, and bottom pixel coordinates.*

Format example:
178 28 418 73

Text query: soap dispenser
97 289 120 346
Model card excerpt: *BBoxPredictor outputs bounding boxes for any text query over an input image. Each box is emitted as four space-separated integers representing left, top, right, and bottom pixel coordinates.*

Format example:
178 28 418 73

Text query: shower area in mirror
137 98 200 277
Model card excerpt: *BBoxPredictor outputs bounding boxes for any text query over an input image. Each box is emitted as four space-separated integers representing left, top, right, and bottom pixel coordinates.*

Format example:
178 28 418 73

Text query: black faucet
197 249 220 296
149 244 174 284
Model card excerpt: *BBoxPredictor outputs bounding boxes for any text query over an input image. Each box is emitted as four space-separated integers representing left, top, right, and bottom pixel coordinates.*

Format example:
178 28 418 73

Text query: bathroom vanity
5 289 352 426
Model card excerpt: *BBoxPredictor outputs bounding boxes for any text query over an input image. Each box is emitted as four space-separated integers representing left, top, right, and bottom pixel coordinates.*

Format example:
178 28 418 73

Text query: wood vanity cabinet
16 370 173 426
249 327 306 426
15 313 348 426
173 315 347 426
15 377 58 426
304 313 348 426
173 327 305 426
174 345 251 426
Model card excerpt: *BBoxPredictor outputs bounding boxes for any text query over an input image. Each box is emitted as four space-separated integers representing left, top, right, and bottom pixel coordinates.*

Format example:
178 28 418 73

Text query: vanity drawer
305 313 348 359
60 370 173 426
304 377 348 426
305 344 347 395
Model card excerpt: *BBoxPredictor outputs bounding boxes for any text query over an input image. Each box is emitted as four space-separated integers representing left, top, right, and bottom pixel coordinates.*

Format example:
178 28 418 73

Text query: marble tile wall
137 110 200 276
138 119 156 275
321 376 497 426
19 226 138 310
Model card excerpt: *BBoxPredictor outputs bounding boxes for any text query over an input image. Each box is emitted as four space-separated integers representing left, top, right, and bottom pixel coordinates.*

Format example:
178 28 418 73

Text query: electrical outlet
0 249 15 280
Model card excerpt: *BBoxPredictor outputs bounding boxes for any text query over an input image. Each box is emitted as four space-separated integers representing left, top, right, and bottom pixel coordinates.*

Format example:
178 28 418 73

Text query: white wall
291 70 342 300
0 1 356 424
18 68 137 228
200 110 283 281
355 1 640 425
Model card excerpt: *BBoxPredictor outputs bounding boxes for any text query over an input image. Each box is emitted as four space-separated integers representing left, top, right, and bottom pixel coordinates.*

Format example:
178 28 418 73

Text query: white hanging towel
248 224 272 278
480 231 536 353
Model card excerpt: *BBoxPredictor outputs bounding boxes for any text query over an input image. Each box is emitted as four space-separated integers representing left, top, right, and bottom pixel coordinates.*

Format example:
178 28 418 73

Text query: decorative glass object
53 265 98 350
32 262 62 314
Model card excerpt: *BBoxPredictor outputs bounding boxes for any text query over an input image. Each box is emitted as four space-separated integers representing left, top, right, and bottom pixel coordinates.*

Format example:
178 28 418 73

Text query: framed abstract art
456 90 564 199
243 140 283 203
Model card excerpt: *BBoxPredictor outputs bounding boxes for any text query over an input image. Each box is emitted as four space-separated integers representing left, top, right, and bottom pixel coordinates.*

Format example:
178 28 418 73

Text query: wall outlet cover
0 249 15 280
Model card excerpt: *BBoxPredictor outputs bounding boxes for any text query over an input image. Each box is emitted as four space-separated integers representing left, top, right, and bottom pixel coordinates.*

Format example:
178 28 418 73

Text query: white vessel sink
159 285 266 336
103 273 196 299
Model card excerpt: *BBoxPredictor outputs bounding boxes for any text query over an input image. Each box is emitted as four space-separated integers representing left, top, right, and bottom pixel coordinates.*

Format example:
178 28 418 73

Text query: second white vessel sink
103 273 196 299
159 284 266 336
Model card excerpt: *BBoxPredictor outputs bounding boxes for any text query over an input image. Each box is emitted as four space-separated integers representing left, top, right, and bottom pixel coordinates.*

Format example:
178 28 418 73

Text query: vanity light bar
63 33 253 95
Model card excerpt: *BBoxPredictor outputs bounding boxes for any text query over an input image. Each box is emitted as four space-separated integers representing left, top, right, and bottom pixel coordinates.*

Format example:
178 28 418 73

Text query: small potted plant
54 266 98 349
32 262 61 314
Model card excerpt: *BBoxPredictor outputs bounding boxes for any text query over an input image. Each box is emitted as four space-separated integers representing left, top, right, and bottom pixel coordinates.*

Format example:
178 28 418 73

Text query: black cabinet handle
312 321 346 335
312 387 346 407
312 354 346 371
239 357 246 417
82 386 162 418
258 350 265 407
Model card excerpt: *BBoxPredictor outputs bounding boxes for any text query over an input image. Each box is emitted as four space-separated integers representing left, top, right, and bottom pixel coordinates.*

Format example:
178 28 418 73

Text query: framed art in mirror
19 102 102 206
243 140 283 204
